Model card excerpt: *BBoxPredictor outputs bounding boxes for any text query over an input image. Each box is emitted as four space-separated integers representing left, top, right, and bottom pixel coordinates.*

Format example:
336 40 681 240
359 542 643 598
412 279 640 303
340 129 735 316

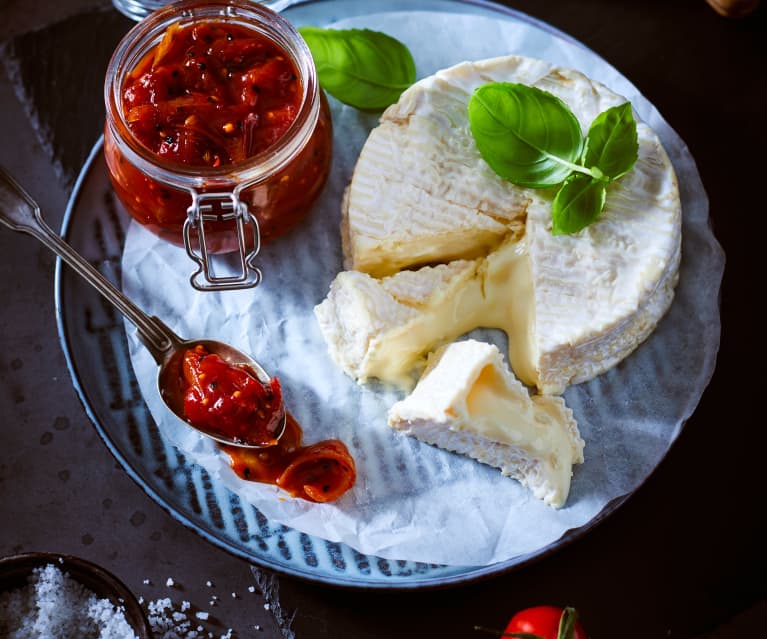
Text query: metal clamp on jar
184 190 262 290
104 0 332 291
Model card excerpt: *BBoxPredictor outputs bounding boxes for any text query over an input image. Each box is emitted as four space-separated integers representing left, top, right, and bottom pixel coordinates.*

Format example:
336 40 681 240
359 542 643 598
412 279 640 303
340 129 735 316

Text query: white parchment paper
120 11 724 566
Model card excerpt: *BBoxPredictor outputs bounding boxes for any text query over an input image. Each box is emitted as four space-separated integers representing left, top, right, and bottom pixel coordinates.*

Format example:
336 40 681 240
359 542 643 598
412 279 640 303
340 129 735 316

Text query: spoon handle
0 166 179 363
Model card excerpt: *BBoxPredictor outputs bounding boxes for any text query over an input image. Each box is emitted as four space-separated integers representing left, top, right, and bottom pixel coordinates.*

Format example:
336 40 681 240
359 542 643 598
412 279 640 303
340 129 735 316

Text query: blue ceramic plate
56 0 722 588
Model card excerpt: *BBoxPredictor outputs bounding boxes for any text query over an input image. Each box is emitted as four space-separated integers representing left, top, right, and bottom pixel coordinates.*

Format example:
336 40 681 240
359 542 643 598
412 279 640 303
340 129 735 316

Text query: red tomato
504 606 588 639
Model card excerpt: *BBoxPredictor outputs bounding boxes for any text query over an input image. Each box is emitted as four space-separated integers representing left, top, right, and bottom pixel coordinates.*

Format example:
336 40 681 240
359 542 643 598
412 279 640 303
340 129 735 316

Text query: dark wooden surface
1 1 764 637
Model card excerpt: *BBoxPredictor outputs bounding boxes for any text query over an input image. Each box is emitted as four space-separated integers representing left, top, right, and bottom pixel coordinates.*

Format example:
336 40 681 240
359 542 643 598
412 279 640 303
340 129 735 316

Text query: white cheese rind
527 122 681 393
388 340 584 507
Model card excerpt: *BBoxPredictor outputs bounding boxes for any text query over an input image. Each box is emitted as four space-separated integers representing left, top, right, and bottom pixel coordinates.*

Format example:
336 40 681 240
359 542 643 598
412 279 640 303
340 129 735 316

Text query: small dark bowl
0 552 152 638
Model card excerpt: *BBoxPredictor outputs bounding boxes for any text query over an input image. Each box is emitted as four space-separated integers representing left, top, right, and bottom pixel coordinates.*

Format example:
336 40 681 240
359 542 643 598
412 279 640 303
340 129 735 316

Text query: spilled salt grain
0 563 139 639
146 597 206 639
142 576 271 639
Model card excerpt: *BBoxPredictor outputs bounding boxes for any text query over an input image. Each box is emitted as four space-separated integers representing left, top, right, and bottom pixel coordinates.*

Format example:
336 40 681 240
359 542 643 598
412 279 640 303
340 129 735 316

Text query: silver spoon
0 165 286 448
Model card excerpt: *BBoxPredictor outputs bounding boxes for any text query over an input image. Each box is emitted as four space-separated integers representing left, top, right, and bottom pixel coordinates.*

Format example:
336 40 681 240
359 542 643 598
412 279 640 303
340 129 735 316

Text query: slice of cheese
388 339 584 508
318 55 682 394
315 259 483 388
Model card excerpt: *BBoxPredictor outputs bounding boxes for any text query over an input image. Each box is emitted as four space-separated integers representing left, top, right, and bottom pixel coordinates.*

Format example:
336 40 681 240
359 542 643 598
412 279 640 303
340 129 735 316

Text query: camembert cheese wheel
317 55 682 395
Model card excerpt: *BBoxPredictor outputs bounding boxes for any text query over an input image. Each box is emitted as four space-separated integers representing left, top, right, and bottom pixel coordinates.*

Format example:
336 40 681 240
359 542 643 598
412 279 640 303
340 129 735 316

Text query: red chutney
179 345 356 503
123 22 300 168
182 345 283 447
104 11 332 252
224 414 357 503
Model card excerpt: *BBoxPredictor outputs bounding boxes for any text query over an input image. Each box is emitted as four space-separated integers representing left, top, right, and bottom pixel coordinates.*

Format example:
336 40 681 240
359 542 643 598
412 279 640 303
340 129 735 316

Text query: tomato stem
558 607 579 639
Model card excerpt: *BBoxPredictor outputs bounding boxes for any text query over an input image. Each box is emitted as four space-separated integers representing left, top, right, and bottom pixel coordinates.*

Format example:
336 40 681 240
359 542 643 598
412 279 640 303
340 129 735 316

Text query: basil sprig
298 27 416 111
468 83 638 235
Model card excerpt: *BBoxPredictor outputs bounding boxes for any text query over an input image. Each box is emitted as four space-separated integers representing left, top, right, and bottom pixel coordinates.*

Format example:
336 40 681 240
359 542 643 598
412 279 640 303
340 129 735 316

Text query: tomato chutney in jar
103 0 332 289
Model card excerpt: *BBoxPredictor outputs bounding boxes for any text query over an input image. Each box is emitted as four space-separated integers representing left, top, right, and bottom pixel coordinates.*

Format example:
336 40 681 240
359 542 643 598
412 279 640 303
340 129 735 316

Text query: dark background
1 1 764 637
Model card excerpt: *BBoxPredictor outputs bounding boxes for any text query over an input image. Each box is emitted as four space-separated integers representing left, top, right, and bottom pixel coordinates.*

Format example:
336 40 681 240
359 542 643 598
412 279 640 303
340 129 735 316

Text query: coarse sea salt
0 563 139 639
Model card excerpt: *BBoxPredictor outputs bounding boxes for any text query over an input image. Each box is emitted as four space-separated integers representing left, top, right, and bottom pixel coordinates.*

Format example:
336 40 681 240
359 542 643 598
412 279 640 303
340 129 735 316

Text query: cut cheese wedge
341 57 550 277
388 339 584 508
318 55 682 395
315 236 535 389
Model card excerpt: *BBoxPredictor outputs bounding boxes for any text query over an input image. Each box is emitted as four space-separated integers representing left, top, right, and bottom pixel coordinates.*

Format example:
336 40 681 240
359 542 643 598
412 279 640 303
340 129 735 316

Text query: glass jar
103 0 333 290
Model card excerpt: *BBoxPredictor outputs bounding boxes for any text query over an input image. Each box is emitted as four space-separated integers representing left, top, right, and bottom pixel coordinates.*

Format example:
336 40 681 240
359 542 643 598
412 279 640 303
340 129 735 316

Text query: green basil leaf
581 102 638 180
298 27 416 110
552 173 607 235
468 82 583 188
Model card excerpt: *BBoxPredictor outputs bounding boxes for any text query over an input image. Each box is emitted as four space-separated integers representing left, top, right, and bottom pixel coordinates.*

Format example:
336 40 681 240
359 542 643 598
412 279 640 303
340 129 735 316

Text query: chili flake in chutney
104 4 332 253
180 345 356 503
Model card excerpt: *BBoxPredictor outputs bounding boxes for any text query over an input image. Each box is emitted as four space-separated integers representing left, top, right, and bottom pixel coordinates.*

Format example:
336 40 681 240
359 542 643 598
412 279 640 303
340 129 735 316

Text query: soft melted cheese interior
316 236 538 389
466 364 559 455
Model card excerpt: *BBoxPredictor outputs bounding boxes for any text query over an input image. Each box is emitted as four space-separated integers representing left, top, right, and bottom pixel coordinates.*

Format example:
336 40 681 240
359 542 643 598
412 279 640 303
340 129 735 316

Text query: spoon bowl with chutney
0 165 286 449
